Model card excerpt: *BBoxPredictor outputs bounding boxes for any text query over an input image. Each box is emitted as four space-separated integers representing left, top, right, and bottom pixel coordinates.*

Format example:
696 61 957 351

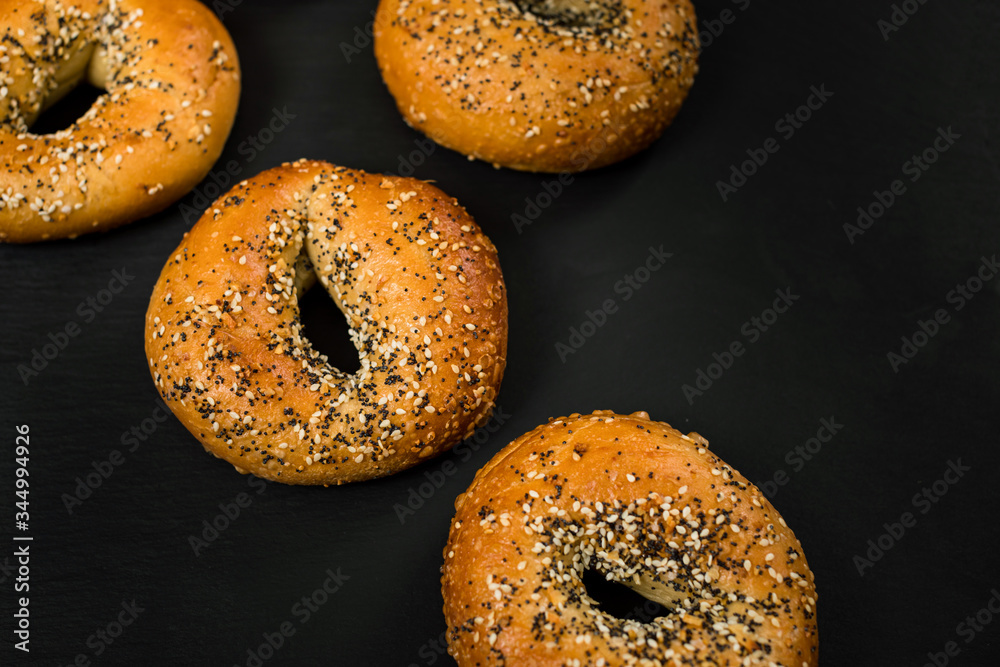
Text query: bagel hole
29 82 103 135
298 287 362 375
513 0 620 28
581 569 669 622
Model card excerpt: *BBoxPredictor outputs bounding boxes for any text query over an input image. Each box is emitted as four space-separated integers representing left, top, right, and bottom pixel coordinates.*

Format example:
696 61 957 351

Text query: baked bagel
0 0 240 243
374 0 699 172
145 160 508 485
443 411 819 666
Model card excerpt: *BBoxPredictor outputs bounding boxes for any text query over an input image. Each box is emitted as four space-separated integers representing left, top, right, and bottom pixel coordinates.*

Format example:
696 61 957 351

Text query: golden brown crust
442 411 819 666
374 0 699 173
0 0 241 243
144 160 508 485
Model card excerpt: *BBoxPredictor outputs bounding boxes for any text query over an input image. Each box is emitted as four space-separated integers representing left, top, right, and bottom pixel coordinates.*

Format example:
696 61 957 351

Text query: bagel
0 0 240 243
442 411 819 666
374 0 699 173
145 160 508 485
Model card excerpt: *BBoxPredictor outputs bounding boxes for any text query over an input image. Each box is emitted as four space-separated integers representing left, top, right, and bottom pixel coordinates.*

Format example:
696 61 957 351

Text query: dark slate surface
2 1 999 665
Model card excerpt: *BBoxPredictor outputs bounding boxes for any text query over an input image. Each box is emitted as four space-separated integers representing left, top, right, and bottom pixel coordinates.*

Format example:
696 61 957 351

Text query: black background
2 0 1000 665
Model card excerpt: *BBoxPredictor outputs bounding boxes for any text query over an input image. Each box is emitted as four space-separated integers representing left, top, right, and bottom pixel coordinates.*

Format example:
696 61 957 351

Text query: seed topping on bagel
146 160 507 484
1 0 240 241
375 0 699 171
443 411 818 666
